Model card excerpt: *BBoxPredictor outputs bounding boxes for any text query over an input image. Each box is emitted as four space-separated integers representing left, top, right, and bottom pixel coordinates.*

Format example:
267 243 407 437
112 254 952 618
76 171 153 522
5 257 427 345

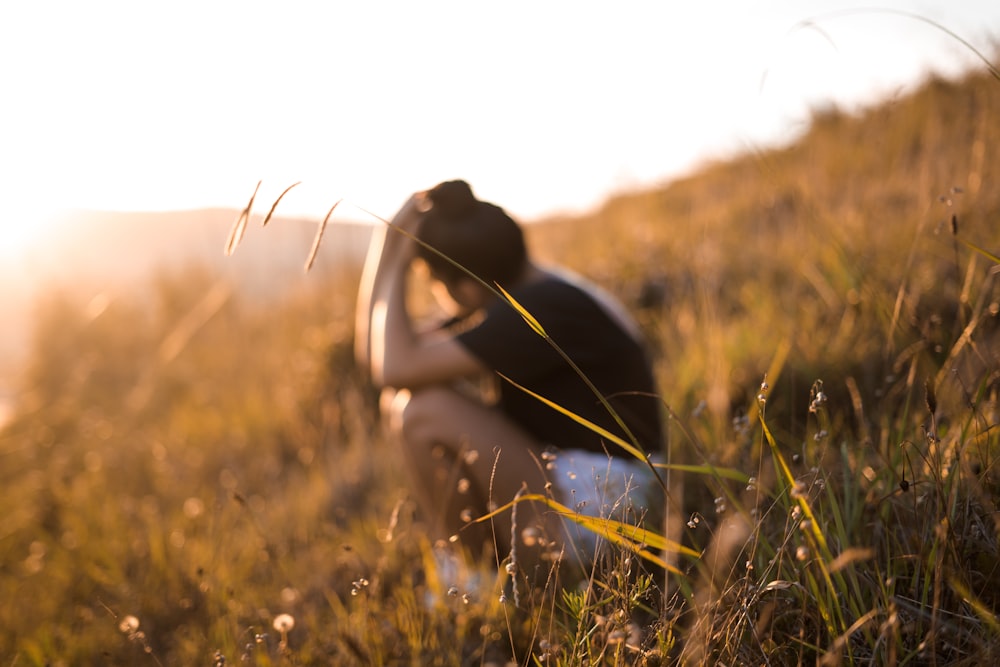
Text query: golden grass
1 67 998 664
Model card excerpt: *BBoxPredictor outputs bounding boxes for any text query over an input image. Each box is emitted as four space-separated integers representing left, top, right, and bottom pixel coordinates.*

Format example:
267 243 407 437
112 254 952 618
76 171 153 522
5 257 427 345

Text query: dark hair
416 180 528 286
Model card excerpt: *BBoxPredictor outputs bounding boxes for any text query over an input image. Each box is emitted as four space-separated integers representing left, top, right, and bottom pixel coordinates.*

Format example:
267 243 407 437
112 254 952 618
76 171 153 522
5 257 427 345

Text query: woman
354 180 663 581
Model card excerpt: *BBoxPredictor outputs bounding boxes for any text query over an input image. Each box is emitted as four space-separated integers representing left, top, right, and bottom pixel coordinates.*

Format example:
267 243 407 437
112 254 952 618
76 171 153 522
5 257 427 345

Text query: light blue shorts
547 449 663 559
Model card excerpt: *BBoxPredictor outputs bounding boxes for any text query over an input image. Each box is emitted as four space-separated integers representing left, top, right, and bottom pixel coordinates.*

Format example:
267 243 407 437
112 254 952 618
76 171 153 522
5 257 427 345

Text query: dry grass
1 68 999 665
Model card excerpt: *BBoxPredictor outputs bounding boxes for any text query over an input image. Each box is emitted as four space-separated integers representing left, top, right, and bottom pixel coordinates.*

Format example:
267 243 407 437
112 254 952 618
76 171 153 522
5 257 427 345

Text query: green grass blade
470 492 700 574
957 236 1000 264
496 285 547 337
498 373 647 462
652 462 751 484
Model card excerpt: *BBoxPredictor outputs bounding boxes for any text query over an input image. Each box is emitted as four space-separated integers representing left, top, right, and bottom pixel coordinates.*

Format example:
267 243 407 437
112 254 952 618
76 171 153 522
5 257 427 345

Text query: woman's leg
385 385 569 578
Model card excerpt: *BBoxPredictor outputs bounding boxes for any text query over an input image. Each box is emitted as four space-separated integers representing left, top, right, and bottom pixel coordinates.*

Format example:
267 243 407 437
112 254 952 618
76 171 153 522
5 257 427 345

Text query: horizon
2 1 998 261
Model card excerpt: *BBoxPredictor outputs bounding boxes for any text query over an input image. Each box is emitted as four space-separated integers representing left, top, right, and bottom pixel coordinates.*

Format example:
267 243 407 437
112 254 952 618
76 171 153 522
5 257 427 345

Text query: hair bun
426 180 478 220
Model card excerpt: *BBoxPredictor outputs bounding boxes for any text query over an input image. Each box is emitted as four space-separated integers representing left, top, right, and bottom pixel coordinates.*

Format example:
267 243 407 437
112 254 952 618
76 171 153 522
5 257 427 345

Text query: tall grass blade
224 180 261 256
304 199 341 272
956 236 1000 264
497 373 646 462
261 181 301 227
949 576 1000 636
471 492 700 574
795 9 1000 82
652 462 751 484
496 285 547 337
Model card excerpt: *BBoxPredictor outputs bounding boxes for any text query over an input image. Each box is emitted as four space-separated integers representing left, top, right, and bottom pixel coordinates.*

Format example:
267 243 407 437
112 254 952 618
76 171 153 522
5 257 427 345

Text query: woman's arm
354 194 419 375
353 221 387 370
354 195 485 389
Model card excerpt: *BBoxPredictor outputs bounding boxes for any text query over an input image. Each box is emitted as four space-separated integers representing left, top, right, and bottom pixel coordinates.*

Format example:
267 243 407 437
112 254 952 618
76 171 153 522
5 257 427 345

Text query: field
1 69 999 665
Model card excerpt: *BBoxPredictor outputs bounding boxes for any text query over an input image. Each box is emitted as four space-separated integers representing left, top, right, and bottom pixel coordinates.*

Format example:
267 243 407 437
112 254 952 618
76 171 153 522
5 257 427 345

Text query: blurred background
2 2 999 663
2 2 998 413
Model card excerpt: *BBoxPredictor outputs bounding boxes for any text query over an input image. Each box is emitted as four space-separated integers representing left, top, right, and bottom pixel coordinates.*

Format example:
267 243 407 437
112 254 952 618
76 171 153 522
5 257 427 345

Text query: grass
1 66 999 664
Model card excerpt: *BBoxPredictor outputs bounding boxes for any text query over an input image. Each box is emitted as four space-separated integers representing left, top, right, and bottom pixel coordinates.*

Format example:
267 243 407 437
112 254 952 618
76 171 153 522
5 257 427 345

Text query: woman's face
430 273 489 317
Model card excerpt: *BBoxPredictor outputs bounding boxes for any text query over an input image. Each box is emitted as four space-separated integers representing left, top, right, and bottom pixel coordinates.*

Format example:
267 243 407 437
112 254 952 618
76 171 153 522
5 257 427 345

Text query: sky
1 0 998 260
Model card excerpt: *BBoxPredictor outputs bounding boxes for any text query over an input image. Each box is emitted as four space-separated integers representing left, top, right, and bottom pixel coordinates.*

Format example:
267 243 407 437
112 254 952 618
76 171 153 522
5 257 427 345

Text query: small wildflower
447 586 459 597
505 562 517 576
796 545 810 561
119 615 140 634
272 613 295 634
351 578 370 596
183 496 205 519
790 481 807 499
813 429 828 442
280 587 300 605
459 508 474 522
461 593 470 604
746 476 757 491
809 381 827 413
463 450 479 465
499 593 508 604
456 478 471 494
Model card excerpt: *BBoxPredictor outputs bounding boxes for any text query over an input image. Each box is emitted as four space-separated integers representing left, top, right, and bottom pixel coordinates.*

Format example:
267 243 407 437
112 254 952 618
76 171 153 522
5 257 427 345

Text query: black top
455 275 662 456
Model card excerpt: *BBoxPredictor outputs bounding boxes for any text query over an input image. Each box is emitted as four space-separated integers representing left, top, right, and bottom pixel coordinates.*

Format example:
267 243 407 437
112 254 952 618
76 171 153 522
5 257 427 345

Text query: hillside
531 68 1000 432
1 66 999 664
3 69 998 427
0 208 373 391
4 69 998 427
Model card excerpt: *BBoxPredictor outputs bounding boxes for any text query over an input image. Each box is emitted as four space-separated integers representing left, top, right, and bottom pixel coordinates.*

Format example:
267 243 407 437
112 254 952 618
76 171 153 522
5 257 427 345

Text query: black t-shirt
455 275 662 456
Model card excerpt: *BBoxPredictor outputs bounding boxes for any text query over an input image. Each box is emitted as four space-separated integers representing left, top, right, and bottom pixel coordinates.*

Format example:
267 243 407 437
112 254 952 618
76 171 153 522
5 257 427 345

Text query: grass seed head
272 613 295 634
118 615 140 634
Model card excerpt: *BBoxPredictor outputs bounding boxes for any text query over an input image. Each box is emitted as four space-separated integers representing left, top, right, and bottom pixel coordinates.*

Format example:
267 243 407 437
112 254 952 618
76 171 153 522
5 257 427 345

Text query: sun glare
0 204 66 262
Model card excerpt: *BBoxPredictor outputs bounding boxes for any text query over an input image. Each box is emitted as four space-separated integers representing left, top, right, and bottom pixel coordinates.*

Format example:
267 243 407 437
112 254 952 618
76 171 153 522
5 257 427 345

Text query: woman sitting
354 180 664 584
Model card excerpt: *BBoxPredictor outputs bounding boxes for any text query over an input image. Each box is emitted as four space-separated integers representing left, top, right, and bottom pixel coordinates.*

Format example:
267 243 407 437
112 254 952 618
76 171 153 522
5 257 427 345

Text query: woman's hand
380 191 429 265
389 191 428 234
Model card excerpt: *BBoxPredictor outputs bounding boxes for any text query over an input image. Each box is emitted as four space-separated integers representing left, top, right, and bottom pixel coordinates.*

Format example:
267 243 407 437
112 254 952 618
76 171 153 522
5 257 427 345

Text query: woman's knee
389 386 456 446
